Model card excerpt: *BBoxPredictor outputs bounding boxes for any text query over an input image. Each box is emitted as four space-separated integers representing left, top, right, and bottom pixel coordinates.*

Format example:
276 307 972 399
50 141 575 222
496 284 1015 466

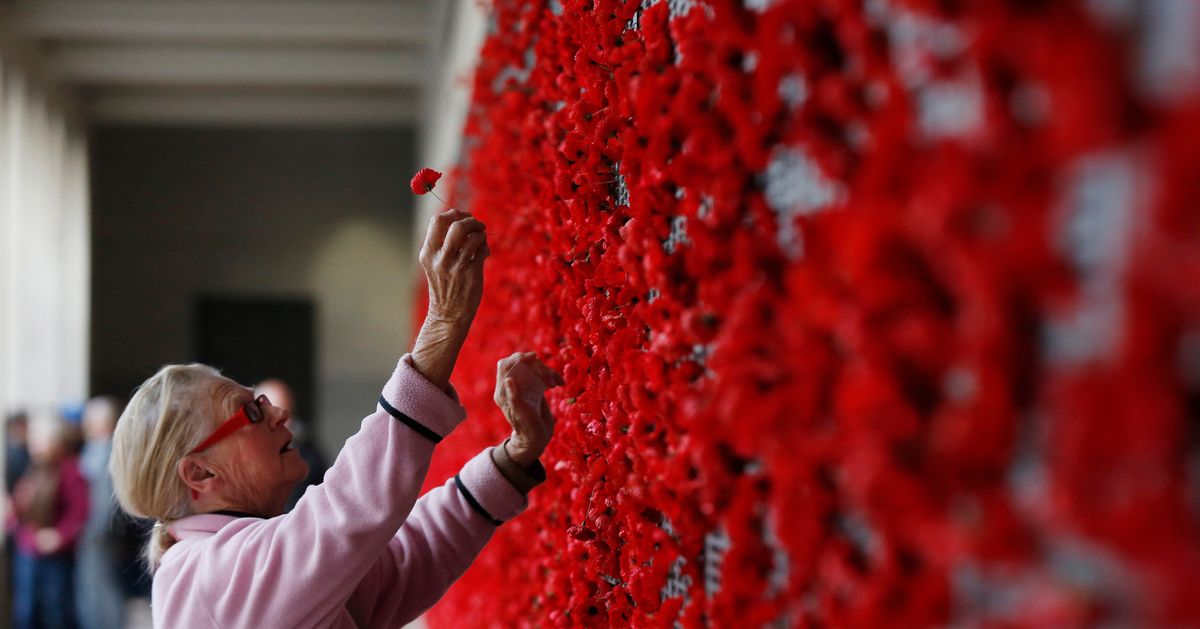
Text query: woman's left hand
494 352 564 468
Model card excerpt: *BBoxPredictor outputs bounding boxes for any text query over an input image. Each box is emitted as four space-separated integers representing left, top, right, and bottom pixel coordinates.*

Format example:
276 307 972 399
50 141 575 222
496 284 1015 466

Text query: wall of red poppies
418 0 1200 626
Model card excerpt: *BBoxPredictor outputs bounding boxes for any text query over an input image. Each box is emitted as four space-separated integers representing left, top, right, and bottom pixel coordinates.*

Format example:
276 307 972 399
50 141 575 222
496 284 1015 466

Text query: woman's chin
285 457 310 483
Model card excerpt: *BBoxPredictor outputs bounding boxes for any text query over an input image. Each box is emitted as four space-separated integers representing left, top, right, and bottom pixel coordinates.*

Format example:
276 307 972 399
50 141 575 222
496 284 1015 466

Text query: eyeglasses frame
187 394 270 455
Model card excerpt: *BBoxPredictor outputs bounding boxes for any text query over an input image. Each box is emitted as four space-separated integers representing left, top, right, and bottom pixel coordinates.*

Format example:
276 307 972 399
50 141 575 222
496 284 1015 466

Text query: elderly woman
109 209 562 627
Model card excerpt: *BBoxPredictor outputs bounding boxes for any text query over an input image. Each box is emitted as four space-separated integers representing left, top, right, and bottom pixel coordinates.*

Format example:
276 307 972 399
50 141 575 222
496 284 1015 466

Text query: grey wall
90 126 418 457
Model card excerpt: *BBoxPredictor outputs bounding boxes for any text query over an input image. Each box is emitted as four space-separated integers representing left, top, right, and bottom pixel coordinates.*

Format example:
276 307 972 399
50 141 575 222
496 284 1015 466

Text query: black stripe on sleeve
454 474 503 526
378 396 443 444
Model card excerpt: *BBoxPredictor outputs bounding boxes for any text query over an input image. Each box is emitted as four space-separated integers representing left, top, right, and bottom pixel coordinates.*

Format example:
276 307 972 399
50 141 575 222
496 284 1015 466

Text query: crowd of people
4 379 327 629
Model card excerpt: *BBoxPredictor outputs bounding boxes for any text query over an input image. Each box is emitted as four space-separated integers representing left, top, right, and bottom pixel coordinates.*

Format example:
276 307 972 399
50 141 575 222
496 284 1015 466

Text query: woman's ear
177 456 219 500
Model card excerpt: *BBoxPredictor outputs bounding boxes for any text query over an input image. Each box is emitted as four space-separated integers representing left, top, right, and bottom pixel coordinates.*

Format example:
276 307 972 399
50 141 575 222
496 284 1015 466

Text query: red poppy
409 168 443 195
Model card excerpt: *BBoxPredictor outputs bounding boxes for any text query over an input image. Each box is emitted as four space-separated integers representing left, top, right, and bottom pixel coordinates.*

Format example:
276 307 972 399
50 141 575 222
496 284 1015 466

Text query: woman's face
205 377 309 515
27 423 65 463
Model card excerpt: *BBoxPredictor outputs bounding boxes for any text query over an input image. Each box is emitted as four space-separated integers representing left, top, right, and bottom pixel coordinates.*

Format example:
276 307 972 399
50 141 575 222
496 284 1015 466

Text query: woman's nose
268 405 290 429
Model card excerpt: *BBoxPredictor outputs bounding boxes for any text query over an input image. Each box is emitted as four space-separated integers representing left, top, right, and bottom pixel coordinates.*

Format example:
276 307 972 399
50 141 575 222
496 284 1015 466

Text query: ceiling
0 0 441 126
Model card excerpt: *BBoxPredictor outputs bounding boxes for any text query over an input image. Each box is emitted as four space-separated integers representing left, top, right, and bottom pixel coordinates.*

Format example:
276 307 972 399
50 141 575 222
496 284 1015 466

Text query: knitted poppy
409 168 442 195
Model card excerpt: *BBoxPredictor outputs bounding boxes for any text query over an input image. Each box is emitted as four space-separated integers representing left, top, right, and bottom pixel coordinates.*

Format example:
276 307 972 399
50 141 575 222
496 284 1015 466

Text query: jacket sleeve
54 459 90 549
175 354 471 628
347 446 547 627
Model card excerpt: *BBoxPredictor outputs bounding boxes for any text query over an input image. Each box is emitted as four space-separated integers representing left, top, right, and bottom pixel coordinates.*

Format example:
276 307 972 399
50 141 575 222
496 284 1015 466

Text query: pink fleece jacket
154 355 534 628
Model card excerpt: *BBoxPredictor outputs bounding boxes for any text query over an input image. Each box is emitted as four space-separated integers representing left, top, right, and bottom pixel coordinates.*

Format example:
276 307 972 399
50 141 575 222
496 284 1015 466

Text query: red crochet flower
410 168 443 195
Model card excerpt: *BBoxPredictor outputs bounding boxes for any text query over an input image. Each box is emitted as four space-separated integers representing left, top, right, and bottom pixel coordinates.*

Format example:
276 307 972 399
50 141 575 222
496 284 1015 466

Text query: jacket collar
169 511 265 540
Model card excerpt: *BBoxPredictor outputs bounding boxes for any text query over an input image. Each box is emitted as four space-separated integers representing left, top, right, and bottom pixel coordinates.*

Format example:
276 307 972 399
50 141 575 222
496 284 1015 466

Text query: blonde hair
109 363 223 574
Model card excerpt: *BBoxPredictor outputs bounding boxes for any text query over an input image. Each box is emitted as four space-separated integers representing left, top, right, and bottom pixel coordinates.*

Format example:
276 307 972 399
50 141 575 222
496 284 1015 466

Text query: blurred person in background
253 379 328 512
59 404 86 458
76 396 127 629
5 411 33 619
6 411 31 493
7 411 89 629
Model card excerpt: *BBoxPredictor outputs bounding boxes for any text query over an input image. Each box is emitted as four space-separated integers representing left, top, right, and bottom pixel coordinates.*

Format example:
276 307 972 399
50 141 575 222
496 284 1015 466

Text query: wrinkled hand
410 209 490 389
419 208 488 329
494 352 564 468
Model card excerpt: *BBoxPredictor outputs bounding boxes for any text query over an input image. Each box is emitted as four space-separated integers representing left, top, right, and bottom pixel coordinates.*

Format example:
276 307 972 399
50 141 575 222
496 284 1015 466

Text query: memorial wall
418 1 1200 626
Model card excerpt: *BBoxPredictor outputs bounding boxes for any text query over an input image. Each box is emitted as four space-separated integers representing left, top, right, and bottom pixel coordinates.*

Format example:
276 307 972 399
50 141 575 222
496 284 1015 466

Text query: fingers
530 359 565 388
444 217 486 254
459 231 489 263
517 352 564 388
501 375 552 433
497 352 564 390
471 240 491 267
494 353 527 405
422 208 469 254
497 352 523 380
495 358 540 411
494 362 504 402
501 377 519 416
501 377 538 420
420 210 488 272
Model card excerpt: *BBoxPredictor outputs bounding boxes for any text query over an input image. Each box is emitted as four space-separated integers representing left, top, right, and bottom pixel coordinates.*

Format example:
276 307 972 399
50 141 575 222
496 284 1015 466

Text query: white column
0 57 90 424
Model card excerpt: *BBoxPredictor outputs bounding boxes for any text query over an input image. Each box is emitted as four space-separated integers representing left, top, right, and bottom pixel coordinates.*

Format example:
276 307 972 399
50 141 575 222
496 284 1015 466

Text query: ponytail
147 521 180 573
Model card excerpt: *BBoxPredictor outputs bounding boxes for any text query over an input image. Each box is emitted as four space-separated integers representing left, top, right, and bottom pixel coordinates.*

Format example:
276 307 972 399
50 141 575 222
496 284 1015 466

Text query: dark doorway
194 296 316 432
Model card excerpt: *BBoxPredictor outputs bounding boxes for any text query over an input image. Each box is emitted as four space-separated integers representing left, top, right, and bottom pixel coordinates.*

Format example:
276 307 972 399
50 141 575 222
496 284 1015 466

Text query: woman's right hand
410 208 489 390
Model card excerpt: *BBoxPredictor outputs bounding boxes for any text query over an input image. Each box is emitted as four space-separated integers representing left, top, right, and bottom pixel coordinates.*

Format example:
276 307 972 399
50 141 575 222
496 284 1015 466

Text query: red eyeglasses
188 394 270 455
